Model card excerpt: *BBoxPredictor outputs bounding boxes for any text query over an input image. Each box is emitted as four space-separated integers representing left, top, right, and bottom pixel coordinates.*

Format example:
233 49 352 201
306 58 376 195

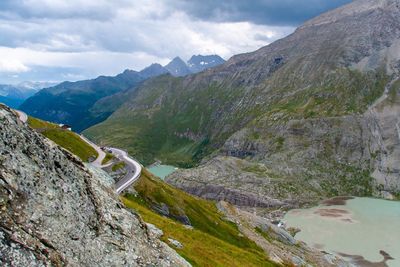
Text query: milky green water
148 165 177 179
284 197 400 266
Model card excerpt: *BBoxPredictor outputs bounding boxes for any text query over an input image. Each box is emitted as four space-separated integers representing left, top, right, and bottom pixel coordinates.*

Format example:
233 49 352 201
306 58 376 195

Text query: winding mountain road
14 109 141 194
109 148 142 194
79 134 107 168
79 137 142 194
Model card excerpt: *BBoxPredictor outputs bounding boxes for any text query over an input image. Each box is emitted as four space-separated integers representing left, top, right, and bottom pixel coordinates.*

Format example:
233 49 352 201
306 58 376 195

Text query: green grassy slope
101 152 114 164
28 117 98 162
122 169 280 267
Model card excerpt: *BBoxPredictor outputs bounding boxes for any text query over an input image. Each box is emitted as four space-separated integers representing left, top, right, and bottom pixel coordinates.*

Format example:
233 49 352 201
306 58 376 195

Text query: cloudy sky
0 0 351 84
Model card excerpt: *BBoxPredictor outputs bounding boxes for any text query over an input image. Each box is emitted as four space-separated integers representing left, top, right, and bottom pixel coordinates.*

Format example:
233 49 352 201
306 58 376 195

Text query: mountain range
19 54 225 131
84 0 400 206
0 81 56 108
2 1 400 266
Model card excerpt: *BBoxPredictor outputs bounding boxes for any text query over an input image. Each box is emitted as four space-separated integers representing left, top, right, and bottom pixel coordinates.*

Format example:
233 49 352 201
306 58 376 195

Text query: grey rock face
166 156 305 208
167 239 183 249
146 223 164 239
367 82 400 193
0 105 190 267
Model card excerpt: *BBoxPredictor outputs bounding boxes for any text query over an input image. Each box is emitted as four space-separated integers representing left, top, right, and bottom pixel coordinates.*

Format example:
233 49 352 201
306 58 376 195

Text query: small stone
291 255 306 266
146 223 164 239
168 238 183 249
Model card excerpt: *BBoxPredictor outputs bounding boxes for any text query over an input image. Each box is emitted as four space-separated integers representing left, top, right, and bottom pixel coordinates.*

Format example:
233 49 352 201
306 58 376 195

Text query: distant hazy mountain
187 55 225 73
20 70 146 132
164 57 191 77
17 81 57 91
0 81 57 108
139 63 169 79
162 55 225 77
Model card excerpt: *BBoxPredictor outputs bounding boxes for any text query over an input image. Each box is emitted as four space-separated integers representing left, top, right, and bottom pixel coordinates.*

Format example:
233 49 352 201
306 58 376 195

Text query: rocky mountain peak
0 104 189 266
300 0 399 29
140 63 169 79
187 55 225 73
164 57 191 77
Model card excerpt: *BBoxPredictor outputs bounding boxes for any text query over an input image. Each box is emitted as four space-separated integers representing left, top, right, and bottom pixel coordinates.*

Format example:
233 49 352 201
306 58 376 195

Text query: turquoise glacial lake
148 165 178 179
284 197 400 267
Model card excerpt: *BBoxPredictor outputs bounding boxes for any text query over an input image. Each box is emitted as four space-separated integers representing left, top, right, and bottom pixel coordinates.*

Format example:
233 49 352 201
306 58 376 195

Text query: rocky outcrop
166 156 315 209
179 184 286 208
0 105 190 266
367 79 400 194
215 201 352 267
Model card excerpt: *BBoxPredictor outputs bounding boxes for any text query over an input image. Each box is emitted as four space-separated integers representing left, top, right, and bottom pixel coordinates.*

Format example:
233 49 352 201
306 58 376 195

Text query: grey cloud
0 0 119 21
0 0 352 55
253 33 275 43
0 19 96 52
168 0 352 26
0 1 175 55
0 65 87 84
0 0 352 83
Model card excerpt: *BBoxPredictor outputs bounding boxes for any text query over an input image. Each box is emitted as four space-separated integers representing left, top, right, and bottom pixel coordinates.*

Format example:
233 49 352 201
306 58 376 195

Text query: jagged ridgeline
85 0 400 203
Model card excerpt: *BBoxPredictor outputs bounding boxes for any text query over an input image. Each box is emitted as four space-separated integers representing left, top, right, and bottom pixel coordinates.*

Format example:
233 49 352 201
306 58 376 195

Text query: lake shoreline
147 163 179 180
283 197 400 267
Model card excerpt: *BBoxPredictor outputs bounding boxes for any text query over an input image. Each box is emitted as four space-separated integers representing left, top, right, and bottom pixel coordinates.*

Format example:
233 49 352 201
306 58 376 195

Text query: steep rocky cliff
0 105 189 266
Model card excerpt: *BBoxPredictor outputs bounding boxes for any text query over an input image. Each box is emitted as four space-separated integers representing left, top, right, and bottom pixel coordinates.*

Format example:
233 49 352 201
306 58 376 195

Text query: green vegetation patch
28 116 59 129
309 161 374 197
388 79 400 104
264 68 388 120
41 129 98 162
255 227 273 242
28 116 98 162
112 161 126 171
102 152 114 164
